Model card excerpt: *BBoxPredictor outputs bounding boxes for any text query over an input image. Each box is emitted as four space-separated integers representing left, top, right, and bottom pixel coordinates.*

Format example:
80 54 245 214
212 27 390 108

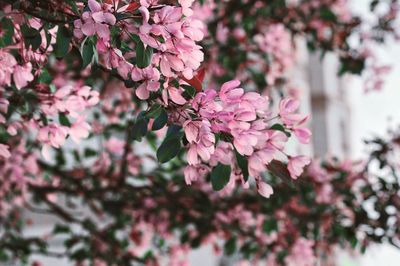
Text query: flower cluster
254 24 295 86
34 84 99 159
0 50 33 90
139 3 204 80
182 80 311 197
0 0 399 265
0 141 39 216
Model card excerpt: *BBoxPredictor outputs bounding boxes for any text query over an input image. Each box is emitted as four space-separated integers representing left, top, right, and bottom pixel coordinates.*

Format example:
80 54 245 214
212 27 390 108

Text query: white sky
343 1 400 265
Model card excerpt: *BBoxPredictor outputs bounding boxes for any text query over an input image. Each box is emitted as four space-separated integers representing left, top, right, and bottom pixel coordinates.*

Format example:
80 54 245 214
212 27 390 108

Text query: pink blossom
279 98 301 125
179 0 195 16
293 127 312 144
7 122 21 136
69 117 91 143
265 130 288 150
105 137 125 155
74 0 116 41
216 23 229 44
316 183 333 204
0 50 17 86
279 98 310 138
131 66 160 100
0 144 11 159
248 149 275 177
257 180 274 198
37 124 69 160
219 80 243 103
285 238 316 266
288 155 311 179
37 124 68 149
209 141 234 166
230 122 260 156
184 120 215 165
181 18 204 42
156 52 185 77
162 84 187 105
140 0 158 8
0 98 9 114
13 63 34 89
183 164 209 185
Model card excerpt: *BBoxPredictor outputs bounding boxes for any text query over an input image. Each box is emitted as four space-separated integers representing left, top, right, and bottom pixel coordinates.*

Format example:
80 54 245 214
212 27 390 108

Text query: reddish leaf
126 2 140 11
181 68 206 92
196 68 206 83
266 160 297 187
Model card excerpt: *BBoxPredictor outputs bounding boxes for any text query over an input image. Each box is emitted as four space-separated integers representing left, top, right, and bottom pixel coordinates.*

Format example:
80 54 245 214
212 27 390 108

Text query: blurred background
13 1 400 266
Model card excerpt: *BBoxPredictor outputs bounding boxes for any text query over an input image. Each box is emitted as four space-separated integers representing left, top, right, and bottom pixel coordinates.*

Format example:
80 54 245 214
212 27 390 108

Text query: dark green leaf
157 134 182 163
210 163 231 191
146 104 162 118
339 56 365 76
270 123 291 137
66 0 80 14
55 26 71 58
84 148 97 157
224 236 237 256
21 25 42 51
152 108 168 131
181 84 196 99
0 18 14 48
81 40 95 68
53 224 71 234
136 40 153 68
38 68 52 84
128 33 141 43
132 114 149 141
262 219 278 234
235 150 249 182
270 123 285 132
59 113 71 127
350 236 358 248
320 6 337 21
166 124 182 138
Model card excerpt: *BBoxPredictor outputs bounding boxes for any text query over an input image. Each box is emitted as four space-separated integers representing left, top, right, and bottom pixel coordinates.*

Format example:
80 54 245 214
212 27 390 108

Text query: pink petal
257 181 273 198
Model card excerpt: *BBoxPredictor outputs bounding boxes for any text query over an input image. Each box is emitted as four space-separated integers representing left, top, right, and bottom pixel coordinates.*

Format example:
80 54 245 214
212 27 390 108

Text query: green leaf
270 123 291 137
262 219 278 234
0 249 9 262
38 68 52 84
338 56 365 76
166 124 182 137
350 236 358 248
181 84 196 99
320 6 337 21
128 33 141 43
152 108 168 131
53 224 71 234
210 163 231 191
270 123 285 132
21 24 42 51
0 18 14 48
224 236 237 256
157 134 182 163
84 148 97 157
81 39 95 68
132 113 149 141
66 0 80 15
266 160 296 187
146 104 162 118
136 40 153 68
59 113 71 127
55 26 71 58
235 150 249 182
